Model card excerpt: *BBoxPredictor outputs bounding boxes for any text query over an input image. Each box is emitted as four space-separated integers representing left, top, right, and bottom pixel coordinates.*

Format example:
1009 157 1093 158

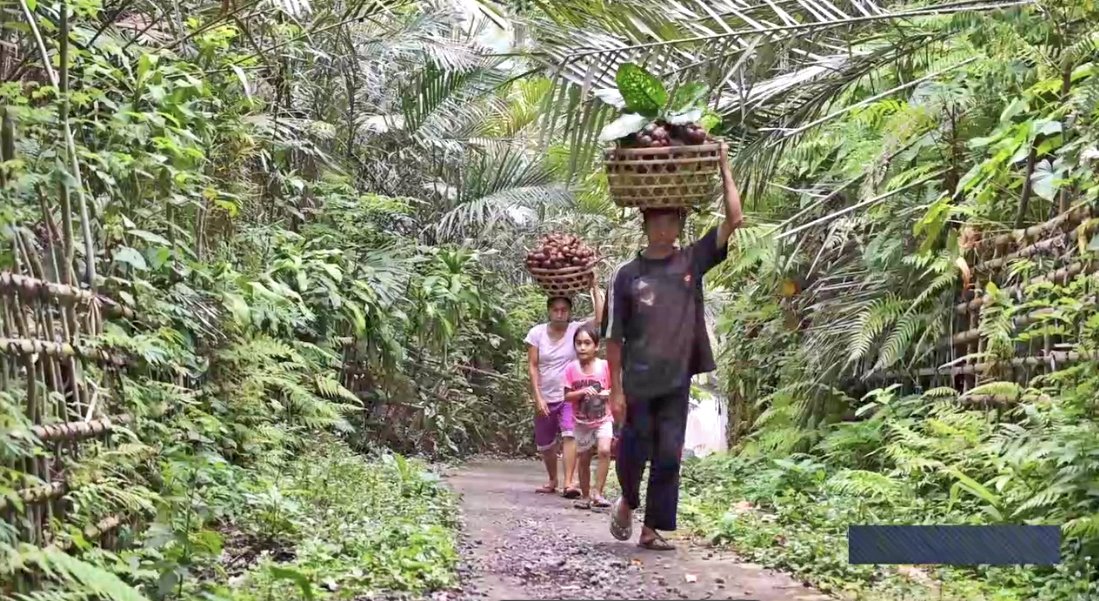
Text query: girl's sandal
574 499 592 509
535 484 557 494
591 495 611 508
637 532 676 551
562 487 582 499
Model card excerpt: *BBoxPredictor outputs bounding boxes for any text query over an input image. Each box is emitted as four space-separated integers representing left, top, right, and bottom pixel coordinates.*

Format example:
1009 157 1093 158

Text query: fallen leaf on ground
896 565 933 584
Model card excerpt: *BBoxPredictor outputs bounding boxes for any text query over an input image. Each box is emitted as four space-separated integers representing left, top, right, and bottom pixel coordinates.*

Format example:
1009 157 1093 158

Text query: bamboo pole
871 351 1089 381
48 514 123 553
955 262 1095 315
0 481 66 511
31 414 133 443
0 272 94 304
17 0 97 289
972 204 1092 254
974 221 1095 274
0 337 125 365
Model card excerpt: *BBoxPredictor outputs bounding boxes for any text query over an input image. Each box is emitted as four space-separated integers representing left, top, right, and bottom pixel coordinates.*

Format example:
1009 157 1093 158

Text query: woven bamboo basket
528 261 598 297
603 142 722 210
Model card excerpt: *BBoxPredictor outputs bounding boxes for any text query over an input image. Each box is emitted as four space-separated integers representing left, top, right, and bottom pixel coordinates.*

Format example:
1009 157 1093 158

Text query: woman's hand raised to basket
588 271 606 329
589 271 602 292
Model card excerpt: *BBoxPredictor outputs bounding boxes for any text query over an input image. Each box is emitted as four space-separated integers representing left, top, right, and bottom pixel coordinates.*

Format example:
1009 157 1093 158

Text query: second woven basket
528 262 597 297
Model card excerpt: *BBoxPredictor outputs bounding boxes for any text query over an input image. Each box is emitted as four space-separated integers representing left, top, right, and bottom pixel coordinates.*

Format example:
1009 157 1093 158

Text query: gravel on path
436 459 833 601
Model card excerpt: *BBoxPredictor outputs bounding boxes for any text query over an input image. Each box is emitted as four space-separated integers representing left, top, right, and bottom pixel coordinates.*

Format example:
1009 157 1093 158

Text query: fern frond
11 545 146 601
1063 514 1099 540
961 381 1025 402
1012 482 1075 517
825 469 910 502
846 293 906 366
873 312 926 371
910 265 958 309
314 376 361 404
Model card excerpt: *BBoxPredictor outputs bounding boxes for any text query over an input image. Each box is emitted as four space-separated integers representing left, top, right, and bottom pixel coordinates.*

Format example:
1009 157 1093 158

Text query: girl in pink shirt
562 323 614 509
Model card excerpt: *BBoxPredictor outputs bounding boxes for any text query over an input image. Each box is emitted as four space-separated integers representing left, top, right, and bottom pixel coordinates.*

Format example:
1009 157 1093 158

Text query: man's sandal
562 487 582 499
591 495 611 508
535 484 556 494
637 532 676 551
574 499 592 509
609 497 632 541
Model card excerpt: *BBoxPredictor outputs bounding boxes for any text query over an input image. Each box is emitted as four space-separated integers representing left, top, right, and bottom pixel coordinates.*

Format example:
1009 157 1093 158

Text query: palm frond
418 138 574 240
434 184 573 241
513 0 1023 186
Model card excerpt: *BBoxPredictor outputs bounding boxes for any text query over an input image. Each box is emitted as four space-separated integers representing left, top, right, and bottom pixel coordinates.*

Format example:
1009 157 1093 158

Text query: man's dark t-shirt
600 228 728 400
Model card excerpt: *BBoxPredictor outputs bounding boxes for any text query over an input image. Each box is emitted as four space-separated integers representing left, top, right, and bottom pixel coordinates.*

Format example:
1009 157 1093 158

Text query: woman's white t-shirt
524 321 584 405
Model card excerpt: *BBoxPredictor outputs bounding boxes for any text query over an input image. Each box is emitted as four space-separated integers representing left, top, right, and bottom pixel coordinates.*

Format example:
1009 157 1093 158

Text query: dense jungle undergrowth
2 0 1099 599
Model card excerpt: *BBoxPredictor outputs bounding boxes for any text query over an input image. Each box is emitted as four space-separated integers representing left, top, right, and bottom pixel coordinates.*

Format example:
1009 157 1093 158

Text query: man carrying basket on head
526 276 605 499
603 142 744 550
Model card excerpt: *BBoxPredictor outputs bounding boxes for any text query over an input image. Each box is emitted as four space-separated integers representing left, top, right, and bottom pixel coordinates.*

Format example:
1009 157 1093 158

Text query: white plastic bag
683 394 726 458
683 399 706 458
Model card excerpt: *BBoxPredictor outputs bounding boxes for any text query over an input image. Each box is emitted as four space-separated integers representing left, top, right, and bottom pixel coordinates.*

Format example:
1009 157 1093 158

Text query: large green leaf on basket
616 63 667 117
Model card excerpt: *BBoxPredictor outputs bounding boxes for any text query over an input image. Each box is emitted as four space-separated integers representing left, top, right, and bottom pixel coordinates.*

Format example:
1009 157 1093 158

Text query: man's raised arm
715 142 745 251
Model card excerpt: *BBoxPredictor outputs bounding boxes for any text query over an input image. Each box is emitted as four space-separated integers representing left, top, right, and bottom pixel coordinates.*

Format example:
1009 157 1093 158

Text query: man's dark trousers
615 384 690 531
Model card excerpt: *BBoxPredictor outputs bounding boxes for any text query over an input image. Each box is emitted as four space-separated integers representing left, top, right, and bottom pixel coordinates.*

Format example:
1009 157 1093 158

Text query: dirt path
442 459 832 601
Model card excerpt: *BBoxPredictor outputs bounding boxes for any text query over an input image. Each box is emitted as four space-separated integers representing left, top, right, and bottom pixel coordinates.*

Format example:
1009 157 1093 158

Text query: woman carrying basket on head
525 276 605 499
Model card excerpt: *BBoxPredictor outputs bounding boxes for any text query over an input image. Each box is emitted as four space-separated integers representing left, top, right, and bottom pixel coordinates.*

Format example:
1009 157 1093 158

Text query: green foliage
682 372 1099 600
9 546 149 601
6 0 1099 599
615 63 668 117
677 2 1099 599
597 62 717 142
1 0 545 596
185 438 459 600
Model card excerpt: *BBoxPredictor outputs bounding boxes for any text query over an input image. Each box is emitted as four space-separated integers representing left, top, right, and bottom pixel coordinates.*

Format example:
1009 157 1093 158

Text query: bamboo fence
878 204 1098 401
1 271 130 589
